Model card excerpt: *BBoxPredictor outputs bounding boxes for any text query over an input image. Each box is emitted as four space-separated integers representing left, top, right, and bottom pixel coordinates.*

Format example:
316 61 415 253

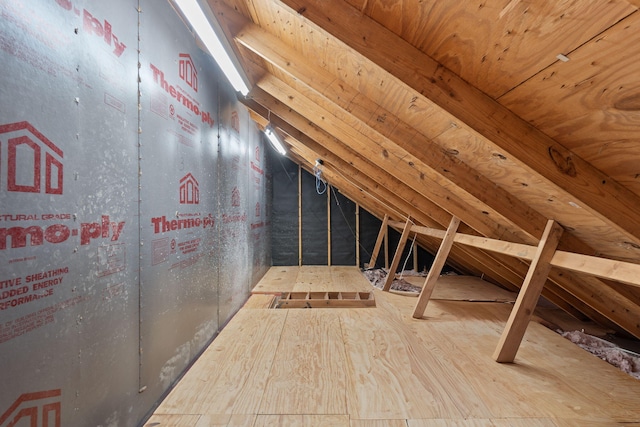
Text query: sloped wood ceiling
208 0 640 338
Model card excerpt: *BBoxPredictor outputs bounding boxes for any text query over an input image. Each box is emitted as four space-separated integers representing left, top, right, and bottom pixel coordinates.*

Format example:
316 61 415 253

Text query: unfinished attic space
2 0 640 425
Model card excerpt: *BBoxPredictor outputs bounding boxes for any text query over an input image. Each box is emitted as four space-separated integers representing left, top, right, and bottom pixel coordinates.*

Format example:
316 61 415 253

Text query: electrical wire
330 186 373 261
398 232 417 280
314 164 327 195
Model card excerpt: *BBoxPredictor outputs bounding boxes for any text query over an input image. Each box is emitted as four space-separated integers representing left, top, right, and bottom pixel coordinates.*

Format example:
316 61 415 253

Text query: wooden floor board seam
254 309 290 415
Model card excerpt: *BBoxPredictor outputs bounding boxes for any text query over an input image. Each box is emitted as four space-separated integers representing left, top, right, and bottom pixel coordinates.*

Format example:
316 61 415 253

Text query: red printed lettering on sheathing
55 0 126 57
0 389 62 427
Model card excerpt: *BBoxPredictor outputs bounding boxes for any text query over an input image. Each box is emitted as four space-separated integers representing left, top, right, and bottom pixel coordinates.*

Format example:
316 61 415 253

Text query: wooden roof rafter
274 0 640 247
212 0 640 339
241 94 638 335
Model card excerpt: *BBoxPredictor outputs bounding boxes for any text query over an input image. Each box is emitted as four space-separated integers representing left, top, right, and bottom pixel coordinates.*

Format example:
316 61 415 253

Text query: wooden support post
327 188 331 266
382 216 413 292
368 214 389 268
413 238 419 272
412 216 460 318
355 203 360 267
384 226 389 269
493 219 564 363
298 165 302 266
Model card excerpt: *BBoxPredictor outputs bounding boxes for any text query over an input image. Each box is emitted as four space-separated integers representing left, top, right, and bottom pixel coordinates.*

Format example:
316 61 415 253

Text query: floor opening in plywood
273 291 376 309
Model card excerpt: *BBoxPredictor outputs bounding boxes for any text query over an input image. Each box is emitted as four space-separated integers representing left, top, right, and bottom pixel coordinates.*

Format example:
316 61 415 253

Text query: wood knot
548 147 576 177
614 94 640 111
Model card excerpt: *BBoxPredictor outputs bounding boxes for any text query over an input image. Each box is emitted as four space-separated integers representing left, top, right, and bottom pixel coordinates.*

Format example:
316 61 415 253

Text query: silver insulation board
0 0 271 425
138 0 222 397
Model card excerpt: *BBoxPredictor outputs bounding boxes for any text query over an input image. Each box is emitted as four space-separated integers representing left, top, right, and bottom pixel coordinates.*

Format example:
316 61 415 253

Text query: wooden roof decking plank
494 220 564 363
253 10 638 262
287 137 533 292
234 22 545 243
272 0 640 250
292 149 604 324
254 75 527 244
245 92 526 268
237 32 540 246
429 126 638 260
499 12 640 198
261 99 479 232
343 0 636 99
244 92 636 335
281 117 628 329
250 69 636 270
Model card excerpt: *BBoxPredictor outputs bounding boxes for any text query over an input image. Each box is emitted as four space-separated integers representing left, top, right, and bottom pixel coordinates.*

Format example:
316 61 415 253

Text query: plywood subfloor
147 266 640 427
251 266 372 294
400 274 517 302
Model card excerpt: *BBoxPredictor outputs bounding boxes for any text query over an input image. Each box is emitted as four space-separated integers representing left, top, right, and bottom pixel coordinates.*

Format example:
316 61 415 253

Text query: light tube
265 127 286 155
174 0 250 95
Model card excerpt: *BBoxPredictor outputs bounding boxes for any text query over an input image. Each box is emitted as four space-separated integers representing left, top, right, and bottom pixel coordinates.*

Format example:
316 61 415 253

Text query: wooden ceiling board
356 0 635 99
258 73 537 247
247 94 527 292
245 89 639 338
285 0 640 241
573 139 640 197
291 131 637 336
258 0 640 259
280 86 539 244
235 26 549 243
235 14 640 263
499 12 640 196
296 156 639 339
212 0 640 337
431 126 640 261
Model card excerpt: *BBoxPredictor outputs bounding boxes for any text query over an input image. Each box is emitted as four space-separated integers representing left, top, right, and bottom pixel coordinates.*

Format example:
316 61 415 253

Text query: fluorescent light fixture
265 127 286 155
174 0 250 95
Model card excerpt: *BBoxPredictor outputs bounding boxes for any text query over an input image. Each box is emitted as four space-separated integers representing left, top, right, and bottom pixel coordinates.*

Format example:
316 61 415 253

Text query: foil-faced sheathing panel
217 92 252 325
138 0 220 401
249 132 271 287
0 0 140 425
1 0 272 425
